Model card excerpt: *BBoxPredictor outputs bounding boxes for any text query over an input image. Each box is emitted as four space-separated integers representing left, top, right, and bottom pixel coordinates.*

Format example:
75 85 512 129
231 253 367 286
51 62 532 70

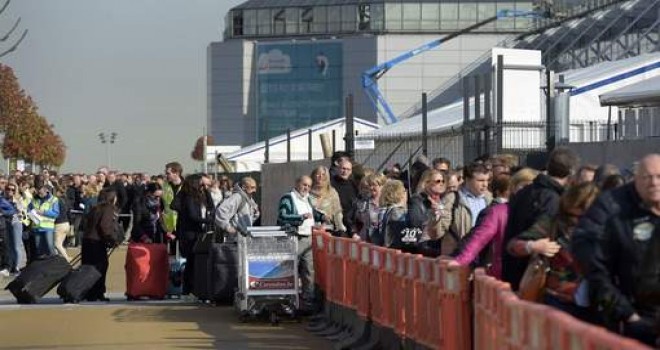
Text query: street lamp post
98 132 118 169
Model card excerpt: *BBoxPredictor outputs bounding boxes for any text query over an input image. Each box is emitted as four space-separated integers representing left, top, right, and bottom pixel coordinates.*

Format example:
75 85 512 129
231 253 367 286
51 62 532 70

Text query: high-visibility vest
31 195 58 231
162 181 181 233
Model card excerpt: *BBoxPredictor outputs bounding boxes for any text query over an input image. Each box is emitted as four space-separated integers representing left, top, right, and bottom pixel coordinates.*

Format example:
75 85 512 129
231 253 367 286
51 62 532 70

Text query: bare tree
0 0 27 59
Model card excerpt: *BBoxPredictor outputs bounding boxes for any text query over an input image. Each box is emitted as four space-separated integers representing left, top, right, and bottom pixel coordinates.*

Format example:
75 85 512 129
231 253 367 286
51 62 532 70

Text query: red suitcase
125 243 169 300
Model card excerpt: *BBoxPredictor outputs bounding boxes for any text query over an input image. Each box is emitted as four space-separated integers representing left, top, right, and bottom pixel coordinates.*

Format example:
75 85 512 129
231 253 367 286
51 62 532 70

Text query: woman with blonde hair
409 169 446 256
377 179 419 251
352 173 386 242
310 165 345 234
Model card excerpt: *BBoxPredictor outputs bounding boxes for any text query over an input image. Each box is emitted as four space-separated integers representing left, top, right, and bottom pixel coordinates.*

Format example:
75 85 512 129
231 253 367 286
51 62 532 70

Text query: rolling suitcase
57 247 116 303
125 241 169 300
208 242 238 304
167 242 186 298
5 255 72 304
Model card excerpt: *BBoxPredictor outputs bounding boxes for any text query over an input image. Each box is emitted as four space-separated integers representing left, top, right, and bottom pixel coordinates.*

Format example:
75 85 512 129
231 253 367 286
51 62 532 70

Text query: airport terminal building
207 0 539 146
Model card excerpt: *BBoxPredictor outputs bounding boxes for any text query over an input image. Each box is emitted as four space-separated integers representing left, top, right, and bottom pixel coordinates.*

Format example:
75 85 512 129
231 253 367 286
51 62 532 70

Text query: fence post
287 128 291 163
546 68 556 152
332 129 336 153
422 93 428 157
264 119 270 164
308 128 313 160
345 94 355 158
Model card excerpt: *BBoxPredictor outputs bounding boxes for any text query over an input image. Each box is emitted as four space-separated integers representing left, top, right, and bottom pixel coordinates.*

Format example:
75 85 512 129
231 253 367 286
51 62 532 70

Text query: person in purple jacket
449 168 538 278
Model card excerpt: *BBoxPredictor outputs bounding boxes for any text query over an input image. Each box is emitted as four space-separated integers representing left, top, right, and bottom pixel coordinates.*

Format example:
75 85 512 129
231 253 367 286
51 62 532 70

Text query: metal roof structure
599 75 660 107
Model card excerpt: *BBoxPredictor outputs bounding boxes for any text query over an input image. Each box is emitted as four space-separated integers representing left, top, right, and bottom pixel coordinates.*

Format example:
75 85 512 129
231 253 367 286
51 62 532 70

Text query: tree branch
0 0 11 18
0 17 20 42
0 28 27 59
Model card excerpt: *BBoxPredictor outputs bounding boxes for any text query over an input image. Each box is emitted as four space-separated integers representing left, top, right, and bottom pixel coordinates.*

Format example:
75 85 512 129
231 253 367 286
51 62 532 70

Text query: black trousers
180 236 196 295
81 238 109 300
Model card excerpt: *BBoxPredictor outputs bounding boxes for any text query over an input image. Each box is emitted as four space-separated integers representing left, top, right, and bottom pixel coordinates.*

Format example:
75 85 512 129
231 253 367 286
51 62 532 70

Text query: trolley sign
247 259 296 290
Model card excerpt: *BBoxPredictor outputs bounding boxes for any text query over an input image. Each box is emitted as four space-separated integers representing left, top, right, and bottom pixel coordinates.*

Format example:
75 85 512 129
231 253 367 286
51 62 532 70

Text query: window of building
497 2 516 29
258 9 272 35
244 9 257 35
341 5 357 32
301 7 313 33
327 6 341 32
371 3 384 30
515 2 534 29
286 8 299 34
232 10 244 36
421 3 440 30
273 8 285 35
358 4 371 31
403 4 421 31
440 3 459 30
477 2 496 30
459 3 478 28
385 3 403 31
313 6 327 33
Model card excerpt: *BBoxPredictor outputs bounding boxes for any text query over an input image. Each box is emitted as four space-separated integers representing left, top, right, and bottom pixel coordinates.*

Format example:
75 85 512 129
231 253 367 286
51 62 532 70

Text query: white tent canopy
213 117 379 172
599 74 660 108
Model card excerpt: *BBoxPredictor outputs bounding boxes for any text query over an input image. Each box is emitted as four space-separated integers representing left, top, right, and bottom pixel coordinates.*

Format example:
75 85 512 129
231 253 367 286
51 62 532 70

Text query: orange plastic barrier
369 246 387 327
392 253 409 339
439 261 472 350
381 249 399 330
333 238 350 309
311 227 329 294
355 243 371 320
412 258 434 348
403 254 421 343
345 240 360 310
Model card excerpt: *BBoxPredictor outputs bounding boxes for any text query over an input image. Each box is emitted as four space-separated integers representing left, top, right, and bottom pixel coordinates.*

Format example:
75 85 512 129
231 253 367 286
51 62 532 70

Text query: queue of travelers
1 150 659 346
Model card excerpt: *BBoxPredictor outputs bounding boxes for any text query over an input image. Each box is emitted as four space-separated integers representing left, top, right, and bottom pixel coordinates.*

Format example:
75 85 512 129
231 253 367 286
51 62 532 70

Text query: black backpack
379 207 423 253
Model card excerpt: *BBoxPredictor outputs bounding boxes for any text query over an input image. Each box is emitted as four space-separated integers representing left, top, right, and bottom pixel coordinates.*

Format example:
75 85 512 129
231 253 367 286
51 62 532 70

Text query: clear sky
1 0 244 175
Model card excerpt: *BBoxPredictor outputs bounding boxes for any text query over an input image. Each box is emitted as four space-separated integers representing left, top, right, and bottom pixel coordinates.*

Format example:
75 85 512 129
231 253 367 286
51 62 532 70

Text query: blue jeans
33 230 55 257
4 221 24 271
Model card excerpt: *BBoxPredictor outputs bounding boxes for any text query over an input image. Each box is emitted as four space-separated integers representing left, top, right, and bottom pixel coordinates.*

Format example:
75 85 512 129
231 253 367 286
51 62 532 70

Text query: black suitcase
5 255 72 304
57 247 115 303
208 242 238 304
57 265 102 303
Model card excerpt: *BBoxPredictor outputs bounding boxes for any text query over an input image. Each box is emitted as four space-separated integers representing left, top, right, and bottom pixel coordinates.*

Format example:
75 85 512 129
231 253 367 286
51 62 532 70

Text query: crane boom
362 9 543 124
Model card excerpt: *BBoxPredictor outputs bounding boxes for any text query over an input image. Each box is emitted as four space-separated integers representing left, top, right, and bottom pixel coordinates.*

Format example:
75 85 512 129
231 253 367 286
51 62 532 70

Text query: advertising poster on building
248 259 295 290
256 41 343 141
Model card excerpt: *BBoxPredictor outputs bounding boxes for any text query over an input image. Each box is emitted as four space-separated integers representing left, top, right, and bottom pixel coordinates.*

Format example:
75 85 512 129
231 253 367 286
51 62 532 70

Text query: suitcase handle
68 246 117 267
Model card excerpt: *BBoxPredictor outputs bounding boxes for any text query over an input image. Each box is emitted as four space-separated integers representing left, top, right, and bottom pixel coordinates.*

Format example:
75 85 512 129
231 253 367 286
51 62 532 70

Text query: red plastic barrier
325 236 337 305
427 261 443 348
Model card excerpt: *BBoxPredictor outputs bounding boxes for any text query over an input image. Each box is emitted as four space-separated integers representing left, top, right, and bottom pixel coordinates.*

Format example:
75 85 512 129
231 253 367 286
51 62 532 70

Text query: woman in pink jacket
450 168 538 279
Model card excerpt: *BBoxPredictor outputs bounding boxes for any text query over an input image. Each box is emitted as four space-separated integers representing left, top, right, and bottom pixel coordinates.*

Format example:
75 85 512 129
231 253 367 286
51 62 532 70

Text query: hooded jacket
215 184 259 235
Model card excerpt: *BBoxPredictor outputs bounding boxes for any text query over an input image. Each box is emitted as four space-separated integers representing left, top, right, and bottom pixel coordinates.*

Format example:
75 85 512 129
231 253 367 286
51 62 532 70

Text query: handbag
518 254 549 302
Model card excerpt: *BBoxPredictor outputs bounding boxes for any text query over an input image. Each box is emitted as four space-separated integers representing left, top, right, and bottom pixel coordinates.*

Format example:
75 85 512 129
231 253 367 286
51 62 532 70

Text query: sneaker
0 269 10 277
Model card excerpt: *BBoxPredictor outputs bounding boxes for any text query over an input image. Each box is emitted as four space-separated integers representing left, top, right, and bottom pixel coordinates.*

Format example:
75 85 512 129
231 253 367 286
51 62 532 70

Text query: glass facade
226 0 536 39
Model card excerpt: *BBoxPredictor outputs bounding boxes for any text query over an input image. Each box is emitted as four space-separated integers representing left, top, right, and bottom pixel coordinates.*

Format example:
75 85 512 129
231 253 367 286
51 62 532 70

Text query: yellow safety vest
31 195 58 231
162 181 181 233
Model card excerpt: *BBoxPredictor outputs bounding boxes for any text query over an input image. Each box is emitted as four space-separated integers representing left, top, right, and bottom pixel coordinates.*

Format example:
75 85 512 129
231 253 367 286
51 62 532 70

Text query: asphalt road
0 246 333 350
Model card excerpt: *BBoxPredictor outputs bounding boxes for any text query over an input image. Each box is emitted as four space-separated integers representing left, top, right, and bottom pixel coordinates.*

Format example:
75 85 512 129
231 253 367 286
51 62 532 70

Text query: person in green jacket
278 175 325 311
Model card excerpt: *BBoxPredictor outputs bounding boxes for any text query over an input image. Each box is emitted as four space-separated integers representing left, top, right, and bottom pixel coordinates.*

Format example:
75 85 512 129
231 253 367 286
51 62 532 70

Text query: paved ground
0 246 332 350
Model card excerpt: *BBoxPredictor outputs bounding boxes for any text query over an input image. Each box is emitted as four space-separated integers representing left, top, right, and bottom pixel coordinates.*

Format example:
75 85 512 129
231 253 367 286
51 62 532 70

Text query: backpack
213 193 249 240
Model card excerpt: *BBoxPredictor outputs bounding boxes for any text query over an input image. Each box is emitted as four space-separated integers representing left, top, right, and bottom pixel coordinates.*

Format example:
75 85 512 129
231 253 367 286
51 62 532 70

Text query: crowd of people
1 149 659 345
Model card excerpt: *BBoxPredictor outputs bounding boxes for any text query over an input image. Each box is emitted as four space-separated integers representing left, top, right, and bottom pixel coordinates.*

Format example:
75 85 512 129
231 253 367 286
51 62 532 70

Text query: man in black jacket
572 154 660 346
331 158 357 237
501 147 579 290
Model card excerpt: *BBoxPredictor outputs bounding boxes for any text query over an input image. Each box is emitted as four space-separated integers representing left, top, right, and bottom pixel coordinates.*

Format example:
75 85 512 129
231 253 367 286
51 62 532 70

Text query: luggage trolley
236 226 299 324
